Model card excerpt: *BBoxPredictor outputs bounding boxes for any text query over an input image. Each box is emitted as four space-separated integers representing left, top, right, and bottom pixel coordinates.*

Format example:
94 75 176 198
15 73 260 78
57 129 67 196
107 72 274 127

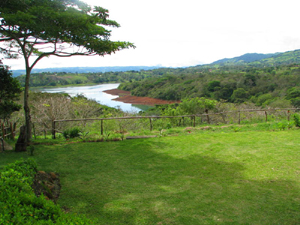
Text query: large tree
0 0 134 142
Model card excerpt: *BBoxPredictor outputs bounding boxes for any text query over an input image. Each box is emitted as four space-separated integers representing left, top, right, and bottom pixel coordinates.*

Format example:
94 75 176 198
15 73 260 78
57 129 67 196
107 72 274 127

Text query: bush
0 159 96 224
293 114 300 127
63 127 81 139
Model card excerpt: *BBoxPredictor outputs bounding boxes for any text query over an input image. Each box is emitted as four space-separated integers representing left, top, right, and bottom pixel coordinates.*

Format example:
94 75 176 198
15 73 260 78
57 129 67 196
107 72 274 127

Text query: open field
1 129 300 224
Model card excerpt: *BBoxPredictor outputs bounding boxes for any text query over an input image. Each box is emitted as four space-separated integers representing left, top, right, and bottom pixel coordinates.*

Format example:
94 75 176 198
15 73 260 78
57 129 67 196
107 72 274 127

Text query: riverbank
104 89 180 106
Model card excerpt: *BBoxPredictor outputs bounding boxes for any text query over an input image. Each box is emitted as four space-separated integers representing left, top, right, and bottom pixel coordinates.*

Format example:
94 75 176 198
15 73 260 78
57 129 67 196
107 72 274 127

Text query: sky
3 0 300 70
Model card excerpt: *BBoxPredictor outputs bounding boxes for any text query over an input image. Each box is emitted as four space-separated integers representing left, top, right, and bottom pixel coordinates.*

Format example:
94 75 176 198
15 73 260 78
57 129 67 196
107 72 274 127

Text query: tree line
119 64 300 108
15 70 151 87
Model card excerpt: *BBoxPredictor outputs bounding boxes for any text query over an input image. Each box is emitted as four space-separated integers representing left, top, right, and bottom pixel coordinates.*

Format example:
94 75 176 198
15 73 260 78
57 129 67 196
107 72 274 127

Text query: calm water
39 83 143 112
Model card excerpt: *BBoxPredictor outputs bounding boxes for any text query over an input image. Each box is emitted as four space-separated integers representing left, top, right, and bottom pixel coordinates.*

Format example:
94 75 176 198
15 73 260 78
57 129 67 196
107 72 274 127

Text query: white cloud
3 0 300 70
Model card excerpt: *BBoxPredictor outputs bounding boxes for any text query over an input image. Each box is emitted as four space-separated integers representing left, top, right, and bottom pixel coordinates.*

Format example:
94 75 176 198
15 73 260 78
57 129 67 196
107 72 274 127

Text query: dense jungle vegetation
119 64 300 108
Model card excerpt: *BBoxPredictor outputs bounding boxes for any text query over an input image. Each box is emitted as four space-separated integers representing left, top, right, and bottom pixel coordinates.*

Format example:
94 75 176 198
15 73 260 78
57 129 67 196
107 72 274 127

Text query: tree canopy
0 0 134 142
0 0 134 62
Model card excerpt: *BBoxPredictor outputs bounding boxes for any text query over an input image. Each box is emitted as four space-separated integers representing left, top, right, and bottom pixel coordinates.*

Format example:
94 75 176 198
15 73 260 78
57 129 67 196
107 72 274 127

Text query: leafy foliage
179 97 217 115
0 159 96 224
293 114 300 127
0 0 134 141
63 127 81 139
0 0 134 59
0 63 22 119
118 63 300 107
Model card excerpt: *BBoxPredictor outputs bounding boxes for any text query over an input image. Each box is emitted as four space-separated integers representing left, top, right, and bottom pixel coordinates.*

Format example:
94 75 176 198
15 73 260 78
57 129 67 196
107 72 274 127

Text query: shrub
293 114 300 127
0 159 96 224
63 127 81 139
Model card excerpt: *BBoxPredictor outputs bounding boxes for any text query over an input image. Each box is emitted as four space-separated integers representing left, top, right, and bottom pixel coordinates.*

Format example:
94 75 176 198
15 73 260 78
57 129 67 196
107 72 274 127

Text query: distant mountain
209 49 300 67
12 66 162 77
211 53 279 65
252 49 300 66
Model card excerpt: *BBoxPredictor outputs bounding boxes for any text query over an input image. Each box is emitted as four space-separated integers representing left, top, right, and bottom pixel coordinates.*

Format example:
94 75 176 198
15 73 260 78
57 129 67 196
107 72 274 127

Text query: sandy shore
103 89 180 106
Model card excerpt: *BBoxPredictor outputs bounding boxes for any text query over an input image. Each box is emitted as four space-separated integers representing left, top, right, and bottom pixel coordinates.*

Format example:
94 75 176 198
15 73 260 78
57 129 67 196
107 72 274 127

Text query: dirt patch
104 89 180 106
32 171 61 203
104 89 131 96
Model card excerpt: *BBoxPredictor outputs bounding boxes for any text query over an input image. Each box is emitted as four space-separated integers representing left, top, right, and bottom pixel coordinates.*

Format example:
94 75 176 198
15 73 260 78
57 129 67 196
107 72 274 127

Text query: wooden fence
0 121 17 152
51 108 298 139
0 121 17 140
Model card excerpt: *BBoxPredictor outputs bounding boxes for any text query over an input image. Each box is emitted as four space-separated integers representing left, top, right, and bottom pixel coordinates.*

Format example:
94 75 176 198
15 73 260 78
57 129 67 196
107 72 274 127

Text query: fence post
149 118 153 131
12 122 16 140
221 112 226 124
238 111 241 124
0 137 4 152
205 110 210 124
9 122 14 140
52 120 56 139
287 110 290 121
1 123 5 139
101 119 104 135
32 123 36 139
265 111 268 122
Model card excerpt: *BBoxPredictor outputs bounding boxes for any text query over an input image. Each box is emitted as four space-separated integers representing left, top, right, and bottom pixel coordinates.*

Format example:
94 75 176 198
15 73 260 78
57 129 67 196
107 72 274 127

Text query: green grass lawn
1 130 299 224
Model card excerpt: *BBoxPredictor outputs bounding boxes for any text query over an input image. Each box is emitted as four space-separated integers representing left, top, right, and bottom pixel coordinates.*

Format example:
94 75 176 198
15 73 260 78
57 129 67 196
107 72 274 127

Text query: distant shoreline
30 82 119 91
104 89 180 106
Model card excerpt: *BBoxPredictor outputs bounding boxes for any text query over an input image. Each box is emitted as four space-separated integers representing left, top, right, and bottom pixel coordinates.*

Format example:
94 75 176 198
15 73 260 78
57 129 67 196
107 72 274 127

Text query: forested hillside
16 49 300 108
119 49 300 108
203 49 300 67
211 53 278 65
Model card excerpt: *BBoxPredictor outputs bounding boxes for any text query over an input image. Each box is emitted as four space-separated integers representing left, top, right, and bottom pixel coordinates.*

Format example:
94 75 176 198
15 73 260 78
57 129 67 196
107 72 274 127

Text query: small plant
63 127 81 139
159 129 167 137
287 121 294 129
79 131 89 139
166 123 172 129
120 133 125 141
277 122 287 130
293 114 300 127
231 126 241 132
28 145 35 156
104 131 111 141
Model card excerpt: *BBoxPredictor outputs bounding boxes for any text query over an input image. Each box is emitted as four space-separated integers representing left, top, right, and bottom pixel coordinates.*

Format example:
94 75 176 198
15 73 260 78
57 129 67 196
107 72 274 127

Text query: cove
38 83 144 112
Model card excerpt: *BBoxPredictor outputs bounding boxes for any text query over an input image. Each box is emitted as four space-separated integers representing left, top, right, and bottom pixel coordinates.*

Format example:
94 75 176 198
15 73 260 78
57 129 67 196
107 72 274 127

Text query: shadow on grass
3 139 299 224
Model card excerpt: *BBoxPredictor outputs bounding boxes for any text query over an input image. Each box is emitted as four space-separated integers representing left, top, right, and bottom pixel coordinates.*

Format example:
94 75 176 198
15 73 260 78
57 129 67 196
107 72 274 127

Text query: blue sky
4 0 300 69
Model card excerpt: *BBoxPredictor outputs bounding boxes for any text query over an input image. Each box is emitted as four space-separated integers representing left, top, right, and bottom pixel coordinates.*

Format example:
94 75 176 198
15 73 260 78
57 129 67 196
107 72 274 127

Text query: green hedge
0 159 96 224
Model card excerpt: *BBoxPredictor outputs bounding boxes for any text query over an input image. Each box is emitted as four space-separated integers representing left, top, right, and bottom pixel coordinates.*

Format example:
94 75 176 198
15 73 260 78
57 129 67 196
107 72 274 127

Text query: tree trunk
24 65 32 143
15 125 27 152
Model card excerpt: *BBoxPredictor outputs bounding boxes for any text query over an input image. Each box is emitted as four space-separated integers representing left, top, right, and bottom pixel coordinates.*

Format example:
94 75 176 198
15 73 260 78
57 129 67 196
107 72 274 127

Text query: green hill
211 53 279 65
207 49 300 67
252 49 300 66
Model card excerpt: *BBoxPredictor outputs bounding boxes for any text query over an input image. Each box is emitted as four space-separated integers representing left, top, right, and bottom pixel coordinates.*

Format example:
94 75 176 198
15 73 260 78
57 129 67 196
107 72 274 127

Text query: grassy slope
1 130 299 224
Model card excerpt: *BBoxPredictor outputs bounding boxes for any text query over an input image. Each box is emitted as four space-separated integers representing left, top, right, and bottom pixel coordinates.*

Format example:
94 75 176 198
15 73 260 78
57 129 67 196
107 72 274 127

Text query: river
38 83 145 112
